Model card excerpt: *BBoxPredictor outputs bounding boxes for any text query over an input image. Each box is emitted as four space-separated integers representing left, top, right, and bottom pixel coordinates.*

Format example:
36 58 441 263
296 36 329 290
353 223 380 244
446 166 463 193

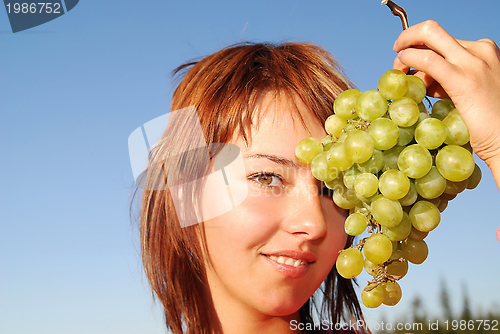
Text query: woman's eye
249 173 284 188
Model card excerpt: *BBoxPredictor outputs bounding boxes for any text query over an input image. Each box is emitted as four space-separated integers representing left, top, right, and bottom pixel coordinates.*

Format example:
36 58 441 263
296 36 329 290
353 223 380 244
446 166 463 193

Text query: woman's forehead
251 91 324 134
234 91 327 153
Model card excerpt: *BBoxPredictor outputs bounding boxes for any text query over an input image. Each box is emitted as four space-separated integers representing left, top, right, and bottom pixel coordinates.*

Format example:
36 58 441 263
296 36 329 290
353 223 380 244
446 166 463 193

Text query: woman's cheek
322 196 349 258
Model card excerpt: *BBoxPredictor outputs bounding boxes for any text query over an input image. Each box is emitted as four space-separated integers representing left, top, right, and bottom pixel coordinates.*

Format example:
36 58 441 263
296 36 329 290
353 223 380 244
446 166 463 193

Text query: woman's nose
282 183 329 240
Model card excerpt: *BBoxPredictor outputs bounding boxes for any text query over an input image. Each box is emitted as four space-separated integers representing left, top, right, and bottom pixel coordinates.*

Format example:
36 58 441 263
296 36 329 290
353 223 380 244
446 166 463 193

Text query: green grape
378 169 410 200
336 248 364 279
327 141 353 172
371 195 403 227
362 283 384 308
295 137 323 164
344 124 358 136
415 118 447 150
440 192 457 201
354 173 379 198
399 180 418 206
417 111 432 122
358 149 385 174
401 238 428 264
324 174 344 190
462 142 473 153
466 163 482 189
435 145 475 182
344 130 375 163
404 75 426 103
444 179 468 195
333 186 360 210
427 196 441 208
443 110 470 146
414 166 447 199
343 165 361 190
431 98 455 120
321 135 334 151
382 212 412 241
387 249 408 278
364 257 379 276
324 114 347 138
356 90 388 121
437 198 448 213
418 102 428 114
351 205 370 216
383 281 403 306
378 69 409 100
363 233 393 264
409 200 441 232
398 144 433 179
383 146 404 172
337 131 348 143
356 191 380 204
311 151 340 181
398 125 416 146
344 212 368 236
333 89 361 120
368 118 400 150
408 226 428 241
389 97 420 127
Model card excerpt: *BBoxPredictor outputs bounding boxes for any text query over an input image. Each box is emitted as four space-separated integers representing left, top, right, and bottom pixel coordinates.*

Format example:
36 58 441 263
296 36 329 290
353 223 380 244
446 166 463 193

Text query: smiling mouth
265 255 308 267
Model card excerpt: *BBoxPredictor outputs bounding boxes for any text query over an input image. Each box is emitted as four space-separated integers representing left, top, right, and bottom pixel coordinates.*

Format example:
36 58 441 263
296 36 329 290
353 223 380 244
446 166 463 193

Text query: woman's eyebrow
244 153 306 169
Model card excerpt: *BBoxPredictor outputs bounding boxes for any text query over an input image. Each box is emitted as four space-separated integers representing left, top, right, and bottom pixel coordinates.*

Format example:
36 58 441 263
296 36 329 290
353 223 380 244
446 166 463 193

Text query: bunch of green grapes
295 69 482 309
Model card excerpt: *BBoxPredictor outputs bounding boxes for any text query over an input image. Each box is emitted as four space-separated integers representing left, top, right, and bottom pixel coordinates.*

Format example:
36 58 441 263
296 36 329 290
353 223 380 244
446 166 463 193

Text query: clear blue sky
1 1 499 333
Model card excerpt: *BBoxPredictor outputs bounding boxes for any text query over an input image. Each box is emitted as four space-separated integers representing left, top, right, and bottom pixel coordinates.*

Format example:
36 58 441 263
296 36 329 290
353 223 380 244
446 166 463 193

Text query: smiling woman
203 91 350 325
138 43 365 334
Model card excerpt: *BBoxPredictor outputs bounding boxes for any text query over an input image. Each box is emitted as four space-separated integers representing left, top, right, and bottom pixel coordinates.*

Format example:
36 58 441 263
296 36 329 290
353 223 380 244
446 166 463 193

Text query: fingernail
397 50 404 60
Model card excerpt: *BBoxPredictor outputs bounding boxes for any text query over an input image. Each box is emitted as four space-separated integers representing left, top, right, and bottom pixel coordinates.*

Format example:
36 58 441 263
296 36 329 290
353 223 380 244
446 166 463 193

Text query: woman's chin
258 299 307 318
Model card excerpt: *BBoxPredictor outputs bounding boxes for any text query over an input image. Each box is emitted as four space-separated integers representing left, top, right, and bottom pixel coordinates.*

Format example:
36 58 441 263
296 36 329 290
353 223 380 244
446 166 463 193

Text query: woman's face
201 92 348 320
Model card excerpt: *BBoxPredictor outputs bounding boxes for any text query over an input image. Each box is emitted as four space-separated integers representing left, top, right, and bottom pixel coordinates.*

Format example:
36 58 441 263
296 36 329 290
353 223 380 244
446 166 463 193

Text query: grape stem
381 0 409 30
355 238 366 251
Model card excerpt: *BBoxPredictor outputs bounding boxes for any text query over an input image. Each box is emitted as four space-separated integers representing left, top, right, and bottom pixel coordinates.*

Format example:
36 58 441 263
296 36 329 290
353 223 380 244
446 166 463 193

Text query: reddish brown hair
139 42 364 334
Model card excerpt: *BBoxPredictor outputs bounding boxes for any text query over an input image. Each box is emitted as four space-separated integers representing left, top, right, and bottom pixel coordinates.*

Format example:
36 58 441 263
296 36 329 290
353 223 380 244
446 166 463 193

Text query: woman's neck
203 284 302 334
215 308 301 334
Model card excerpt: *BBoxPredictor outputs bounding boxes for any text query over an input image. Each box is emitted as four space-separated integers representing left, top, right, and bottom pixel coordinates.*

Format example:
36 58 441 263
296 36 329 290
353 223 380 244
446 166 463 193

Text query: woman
140 41 363 334
138 20 500 334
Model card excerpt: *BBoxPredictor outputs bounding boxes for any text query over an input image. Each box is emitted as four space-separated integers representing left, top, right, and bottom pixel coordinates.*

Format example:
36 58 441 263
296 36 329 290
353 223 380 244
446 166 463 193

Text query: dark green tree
460 282 472 322
440 278 453 321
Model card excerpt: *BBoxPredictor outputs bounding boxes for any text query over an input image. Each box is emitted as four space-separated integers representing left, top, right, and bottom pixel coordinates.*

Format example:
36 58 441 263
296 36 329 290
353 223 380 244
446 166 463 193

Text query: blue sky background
1 1 499 333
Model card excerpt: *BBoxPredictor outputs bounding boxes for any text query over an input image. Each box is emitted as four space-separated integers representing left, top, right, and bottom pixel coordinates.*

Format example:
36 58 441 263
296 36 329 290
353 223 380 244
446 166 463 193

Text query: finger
393 57 448 101
457 38 500 63
393 56 410 73
413 71 437 90
397 47 460 92
393 20 468 63
426 81 449 100
459 38 499 49
394 55 438 90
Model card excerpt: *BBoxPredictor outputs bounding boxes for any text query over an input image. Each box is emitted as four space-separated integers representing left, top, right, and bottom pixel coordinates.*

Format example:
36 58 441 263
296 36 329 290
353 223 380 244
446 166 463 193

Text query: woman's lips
267 255 308 267
262 252 315 278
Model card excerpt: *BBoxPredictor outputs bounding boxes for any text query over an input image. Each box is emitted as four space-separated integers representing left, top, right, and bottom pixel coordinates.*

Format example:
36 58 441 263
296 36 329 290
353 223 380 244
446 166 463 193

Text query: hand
393 20 500 178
